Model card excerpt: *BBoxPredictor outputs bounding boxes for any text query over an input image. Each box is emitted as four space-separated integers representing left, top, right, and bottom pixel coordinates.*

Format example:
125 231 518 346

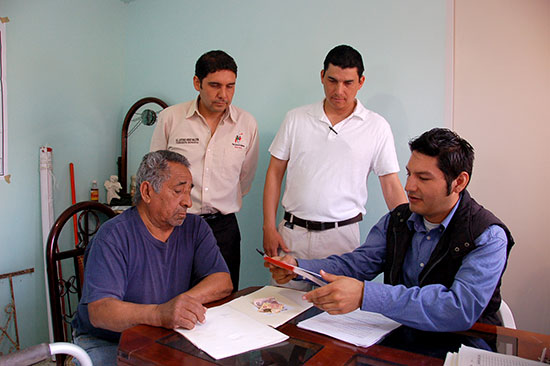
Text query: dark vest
385 190 514 325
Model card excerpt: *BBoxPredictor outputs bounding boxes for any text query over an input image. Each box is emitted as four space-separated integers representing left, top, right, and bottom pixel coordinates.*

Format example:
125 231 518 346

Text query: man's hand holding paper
260 251 328 287
302 270 364 315
263 254 299 284
262 251 363 315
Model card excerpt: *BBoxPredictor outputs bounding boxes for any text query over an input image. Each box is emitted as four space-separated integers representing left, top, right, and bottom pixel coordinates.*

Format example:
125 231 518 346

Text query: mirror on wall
117 97 169 205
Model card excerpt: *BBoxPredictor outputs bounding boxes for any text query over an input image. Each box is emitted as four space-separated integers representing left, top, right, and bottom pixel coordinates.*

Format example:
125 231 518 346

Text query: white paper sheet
225 286 313 328
444 344 545 366
297 309 401 348
443 351 458 366
175 304 289 360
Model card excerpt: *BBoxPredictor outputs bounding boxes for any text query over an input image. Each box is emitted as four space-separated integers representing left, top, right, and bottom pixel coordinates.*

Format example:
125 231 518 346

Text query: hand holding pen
257 249 327 287
258 249 298 284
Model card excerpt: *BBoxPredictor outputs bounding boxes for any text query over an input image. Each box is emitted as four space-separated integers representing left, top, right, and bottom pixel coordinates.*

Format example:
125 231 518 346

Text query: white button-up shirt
150 99 259 215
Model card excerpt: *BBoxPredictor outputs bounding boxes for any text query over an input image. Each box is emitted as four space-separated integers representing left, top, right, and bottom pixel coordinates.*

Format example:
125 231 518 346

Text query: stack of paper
297 309 401 348
175 286 312 360
444 344 544 366
176 305 289 360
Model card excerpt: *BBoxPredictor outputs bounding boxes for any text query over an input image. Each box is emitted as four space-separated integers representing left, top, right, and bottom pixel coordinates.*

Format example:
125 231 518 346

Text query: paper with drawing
225 285 313 328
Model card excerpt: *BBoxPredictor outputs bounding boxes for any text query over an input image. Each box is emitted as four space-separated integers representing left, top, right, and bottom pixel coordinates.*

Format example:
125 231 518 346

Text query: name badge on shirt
176 137 199 144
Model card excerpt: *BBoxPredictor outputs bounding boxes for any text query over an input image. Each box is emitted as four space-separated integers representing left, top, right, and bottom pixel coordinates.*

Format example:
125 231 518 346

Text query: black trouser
202 213 241 292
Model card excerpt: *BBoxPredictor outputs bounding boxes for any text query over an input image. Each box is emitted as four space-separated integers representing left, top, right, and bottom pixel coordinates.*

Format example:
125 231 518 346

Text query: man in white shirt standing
151 50 259 291
263 45 407 289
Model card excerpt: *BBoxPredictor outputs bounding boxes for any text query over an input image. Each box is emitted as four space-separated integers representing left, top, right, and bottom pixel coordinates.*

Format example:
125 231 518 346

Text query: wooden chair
45 201 115 365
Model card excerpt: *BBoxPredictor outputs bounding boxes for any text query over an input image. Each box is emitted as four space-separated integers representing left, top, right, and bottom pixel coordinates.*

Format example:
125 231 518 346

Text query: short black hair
409 128 474 195
323 45 364 78
195 50 237 83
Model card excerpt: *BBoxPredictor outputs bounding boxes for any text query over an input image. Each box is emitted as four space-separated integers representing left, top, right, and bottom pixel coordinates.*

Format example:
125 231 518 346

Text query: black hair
195 50 237 83
409 128 474 194
323 45 364 78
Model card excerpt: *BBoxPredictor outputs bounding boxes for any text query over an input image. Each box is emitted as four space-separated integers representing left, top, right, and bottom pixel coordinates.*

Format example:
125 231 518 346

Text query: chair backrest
45 201 115 365
498 300 517 329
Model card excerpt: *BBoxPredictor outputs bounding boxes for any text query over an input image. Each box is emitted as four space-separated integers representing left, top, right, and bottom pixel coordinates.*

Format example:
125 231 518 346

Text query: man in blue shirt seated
266 128 514 332
72 150 233 365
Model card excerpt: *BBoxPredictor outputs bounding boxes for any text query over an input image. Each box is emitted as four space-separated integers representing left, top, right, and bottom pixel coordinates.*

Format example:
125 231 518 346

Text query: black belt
283 212 362 231
200 212 233 222
200 212 222 221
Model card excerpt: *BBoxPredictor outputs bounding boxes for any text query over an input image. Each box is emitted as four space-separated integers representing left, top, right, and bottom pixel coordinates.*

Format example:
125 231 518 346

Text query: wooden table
118 287 550 365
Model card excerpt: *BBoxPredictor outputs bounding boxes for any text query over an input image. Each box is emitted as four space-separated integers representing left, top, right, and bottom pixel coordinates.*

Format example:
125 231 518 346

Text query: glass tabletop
289 306 518 361
157 305 518 365
158 332 323 366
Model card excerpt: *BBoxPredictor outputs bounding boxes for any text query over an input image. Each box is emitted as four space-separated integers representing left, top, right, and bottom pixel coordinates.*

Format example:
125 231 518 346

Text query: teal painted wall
0 0 127 351
123 0 447 289
0 0 445 350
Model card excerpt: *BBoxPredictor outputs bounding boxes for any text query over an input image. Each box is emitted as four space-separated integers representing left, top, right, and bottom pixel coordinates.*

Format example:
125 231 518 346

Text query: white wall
452 0 550 334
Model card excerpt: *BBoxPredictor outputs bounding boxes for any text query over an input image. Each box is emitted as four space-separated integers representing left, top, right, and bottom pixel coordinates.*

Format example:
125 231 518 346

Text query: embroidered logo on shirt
232 133 245 149
176 137 199 144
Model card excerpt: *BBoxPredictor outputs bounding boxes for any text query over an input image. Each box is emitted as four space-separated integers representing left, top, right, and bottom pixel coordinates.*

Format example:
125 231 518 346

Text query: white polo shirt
269 100 399 222
150 99 259 215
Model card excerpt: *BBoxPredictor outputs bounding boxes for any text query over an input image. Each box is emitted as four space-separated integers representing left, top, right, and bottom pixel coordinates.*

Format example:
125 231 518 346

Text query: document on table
225 285 313 328
175 304 288 360
297 309 401 348
444 344 544 366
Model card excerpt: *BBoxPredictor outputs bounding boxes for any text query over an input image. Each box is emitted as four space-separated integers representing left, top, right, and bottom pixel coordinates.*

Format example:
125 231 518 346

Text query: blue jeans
73 333 118 366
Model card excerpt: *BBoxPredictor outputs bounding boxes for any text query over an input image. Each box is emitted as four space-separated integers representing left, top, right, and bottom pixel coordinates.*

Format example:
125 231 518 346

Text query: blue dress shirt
297 199 507 332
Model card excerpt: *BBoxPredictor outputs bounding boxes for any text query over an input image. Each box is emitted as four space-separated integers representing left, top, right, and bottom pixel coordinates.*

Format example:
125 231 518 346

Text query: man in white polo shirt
263 45 407 289
151 50 259 291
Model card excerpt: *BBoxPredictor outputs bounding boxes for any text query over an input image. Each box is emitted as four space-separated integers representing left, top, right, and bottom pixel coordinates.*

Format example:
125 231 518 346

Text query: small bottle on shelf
90 180 99 202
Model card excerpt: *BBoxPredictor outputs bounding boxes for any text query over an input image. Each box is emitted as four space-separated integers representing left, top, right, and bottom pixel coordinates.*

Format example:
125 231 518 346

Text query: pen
257 248 327 286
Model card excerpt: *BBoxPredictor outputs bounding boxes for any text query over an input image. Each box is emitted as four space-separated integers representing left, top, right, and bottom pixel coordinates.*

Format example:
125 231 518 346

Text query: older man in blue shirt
73 151 233 365
267 128 514 332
